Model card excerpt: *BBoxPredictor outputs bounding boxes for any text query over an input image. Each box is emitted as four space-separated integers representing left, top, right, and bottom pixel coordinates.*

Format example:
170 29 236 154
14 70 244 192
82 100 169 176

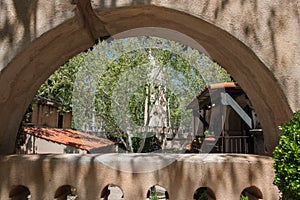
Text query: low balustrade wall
0 154 279 200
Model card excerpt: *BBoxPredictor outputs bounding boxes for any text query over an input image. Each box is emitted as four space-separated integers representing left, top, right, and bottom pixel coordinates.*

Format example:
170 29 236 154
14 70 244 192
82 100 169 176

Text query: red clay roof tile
24 127 115 151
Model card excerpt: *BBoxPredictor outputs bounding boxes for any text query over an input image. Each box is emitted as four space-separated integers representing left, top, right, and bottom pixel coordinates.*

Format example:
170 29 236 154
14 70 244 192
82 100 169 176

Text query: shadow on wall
0 0 155 67
212 0 268 63
211 0 299 75
0 1 38 66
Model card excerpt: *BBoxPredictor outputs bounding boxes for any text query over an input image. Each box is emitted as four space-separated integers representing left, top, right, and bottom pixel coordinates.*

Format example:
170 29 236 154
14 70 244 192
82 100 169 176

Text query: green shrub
273 111 300 200
240 195 248 200
149 187 159 200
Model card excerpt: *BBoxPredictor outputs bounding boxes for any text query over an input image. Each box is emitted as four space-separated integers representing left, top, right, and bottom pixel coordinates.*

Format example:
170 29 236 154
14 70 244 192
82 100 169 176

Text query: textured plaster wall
0 154 279 200
0 0 77 71
0 0 299 154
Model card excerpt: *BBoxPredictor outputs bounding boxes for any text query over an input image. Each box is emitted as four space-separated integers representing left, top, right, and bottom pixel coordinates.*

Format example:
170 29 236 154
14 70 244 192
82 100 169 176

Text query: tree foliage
24 37 232 152
273 111 300 200
36 52 86 112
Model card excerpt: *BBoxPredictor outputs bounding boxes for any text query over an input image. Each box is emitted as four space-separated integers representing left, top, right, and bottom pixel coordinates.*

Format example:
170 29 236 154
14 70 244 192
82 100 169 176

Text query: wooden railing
218 135 253 154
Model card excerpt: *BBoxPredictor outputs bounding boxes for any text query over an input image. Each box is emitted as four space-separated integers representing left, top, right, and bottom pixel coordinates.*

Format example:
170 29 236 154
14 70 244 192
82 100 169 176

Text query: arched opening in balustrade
100 184 124 200
9 185 31 200
240 186 263 200
146 185 169 200
54 185 77 200
193 187 216 200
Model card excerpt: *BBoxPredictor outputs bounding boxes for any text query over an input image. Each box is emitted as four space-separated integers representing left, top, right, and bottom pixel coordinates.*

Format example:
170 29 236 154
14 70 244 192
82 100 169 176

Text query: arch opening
16 35 234 156
240 186 263 200
147 185 169 200
54 185 77 200
0 4 292 155
15 34 269 159
100 184 124 200
9 185 31 200
193 187 216 200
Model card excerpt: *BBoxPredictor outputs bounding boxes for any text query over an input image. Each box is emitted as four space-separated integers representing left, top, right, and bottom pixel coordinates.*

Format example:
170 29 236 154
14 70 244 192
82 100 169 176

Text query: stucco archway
0 0 299 155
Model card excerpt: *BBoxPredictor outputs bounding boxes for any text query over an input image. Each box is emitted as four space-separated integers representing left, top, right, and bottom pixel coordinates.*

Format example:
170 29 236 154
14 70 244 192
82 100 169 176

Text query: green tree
36 52 86 112
273 111 300 200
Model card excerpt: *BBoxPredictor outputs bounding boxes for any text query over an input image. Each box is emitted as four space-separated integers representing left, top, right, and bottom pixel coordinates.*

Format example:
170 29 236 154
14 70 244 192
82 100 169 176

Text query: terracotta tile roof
186 82 239 109
24 127 115 151
208 82 238 90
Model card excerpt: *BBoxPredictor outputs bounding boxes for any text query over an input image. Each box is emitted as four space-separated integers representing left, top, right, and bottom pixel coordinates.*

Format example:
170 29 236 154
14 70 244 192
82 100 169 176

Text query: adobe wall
31 104 72 128
0 154 279 200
